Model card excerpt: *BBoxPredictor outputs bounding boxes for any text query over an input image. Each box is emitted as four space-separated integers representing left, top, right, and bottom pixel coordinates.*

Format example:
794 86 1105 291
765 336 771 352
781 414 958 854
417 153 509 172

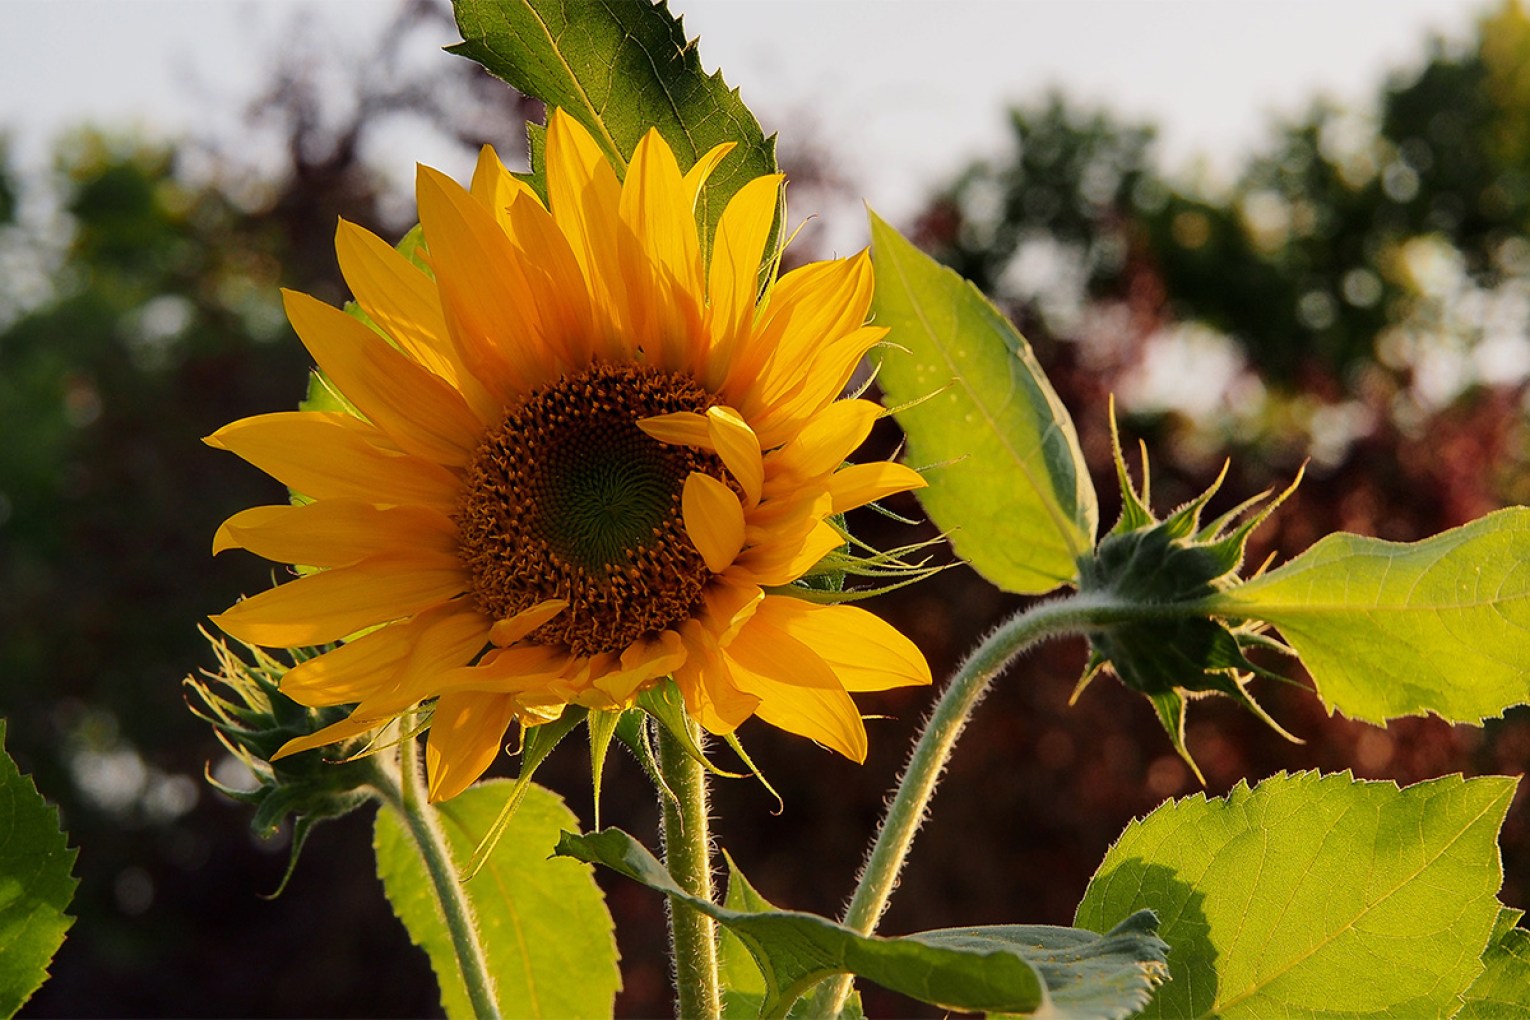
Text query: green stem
657 719 722 1020
369 735 501 1020
811 592 1176 1018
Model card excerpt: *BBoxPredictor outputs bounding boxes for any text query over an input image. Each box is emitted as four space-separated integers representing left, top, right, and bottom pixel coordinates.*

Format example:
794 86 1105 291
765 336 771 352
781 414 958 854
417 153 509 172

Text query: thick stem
657 720 722 1020
811 592 1175 1018
369 736 501 1020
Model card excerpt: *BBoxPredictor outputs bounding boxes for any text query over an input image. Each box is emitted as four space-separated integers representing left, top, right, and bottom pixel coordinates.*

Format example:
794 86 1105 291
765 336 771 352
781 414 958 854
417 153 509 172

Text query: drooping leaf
450 0 777 249
0 720 78 1017
376 780 618 1019
1207 507 1530 724
1076 771 1515 1019
868 210 1096 594
560 828 1164 1019
1459 907 1530 1018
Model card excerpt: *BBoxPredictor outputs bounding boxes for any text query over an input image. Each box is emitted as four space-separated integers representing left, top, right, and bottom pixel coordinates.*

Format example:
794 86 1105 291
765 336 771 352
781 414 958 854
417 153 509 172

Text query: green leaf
376 780 619 1019
868 210 1096 595
1459 908 1530 1018
0 720 78 1017
1207 507 1530 724
449 0 777 250
559 828 1165 1019
1076 771 1516 1019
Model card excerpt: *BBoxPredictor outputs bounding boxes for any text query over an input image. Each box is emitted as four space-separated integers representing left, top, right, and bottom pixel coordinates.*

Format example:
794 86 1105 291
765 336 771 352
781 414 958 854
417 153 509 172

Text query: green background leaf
1208 507 1530 724
0 720 78 1017
560 827 1164 1019
375 780 619 1019
450 0 776 249
1076 771 1515 1019
868 211 1096 595
1459 908 1530 1018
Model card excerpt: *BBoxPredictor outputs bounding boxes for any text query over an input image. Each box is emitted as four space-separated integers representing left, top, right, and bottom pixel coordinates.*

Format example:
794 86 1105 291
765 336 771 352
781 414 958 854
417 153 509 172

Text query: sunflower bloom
208 111 931 801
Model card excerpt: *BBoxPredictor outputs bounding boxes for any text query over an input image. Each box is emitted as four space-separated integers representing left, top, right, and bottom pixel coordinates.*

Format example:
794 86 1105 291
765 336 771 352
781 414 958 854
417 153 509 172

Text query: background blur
4 1 1530 1016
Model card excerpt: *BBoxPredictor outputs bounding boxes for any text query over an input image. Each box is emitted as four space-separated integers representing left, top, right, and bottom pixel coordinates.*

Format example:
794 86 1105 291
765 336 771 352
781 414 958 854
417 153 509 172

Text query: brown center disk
455 362 727 658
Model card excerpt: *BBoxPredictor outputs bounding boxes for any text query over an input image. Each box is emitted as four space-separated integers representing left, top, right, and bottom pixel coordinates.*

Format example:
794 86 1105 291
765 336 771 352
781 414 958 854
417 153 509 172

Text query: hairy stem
811 592 1168 1018
369 735 501 1020
657 719 723 1020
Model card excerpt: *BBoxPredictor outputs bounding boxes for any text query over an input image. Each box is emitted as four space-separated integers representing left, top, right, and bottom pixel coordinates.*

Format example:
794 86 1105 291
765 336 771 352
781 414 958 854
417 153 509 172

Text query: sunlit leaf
1076 771 1515 1018
1208 507 1530 723
560 828 1164 1019
376 780 618 1019
450 0 776 249
868 210 1096 594
1458 907 1530 1018
0 720 77 1017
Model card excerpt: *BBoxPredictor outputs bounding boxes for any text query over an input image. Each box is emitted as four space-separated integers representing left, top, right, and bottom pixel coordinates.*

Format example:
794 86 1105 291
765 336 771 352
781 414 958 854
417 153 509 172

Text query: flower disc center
456 362 723 657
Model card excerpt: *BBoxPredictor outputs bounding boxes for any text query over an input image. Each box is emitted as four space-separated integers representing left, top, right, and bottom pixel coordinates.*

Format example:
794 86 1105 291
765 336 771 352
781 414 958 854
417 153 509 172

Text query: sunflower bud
186 632 376 887
1072 413 1304 781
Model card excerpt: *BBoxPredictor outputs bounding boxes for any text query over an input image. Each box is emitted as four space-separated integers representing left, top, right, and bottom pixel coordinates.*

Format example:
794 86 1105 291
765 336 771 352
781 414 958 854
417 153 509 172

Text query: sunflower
208 110 931 802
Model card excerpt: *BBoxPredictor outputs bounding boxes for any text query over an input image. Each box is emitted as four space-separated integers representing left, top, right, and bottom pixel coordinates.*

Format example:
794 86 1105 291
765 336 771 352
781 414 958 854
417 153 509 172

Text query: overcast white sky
0 0 1489 242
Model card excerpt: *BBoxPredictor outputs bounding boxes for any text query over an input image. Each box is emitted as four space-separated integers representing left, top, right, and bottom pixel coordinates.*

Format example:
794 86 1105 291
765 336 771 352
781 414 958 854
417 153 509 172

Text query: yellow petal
546 110 629 355
488 599 569 646
751 325 888 450
735 519 844 587
771 399 883 483
727 252 872 410
273 711 387 760
682 472 745 573
828 461 927 515
282 289 484 466
637 410 712 448
705 173 783 388
432 643 573 695
757 598 931 692
214 500 456 567
506 191 597 366
206 412 461 510
619 128 704 369
417 164 557 400
281 602 489 711
211 552 464 647
699 575 764 646
674 620 760 734
426 691 520 801
470 143 542 229
332 220 470 396
706 406 763 506
724 628 867 762
682 142 736 207
592 630 688 702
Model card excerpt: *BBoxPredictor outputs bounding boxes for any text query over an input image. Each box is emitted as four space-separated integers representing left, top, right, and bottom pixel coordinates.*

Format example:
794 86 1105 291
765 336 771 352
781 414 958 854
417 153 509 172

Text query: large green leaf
1459 908 1530 1018
0 720 77 1017
559 828 1164 1019
375 780 619 1019
869 211 1096 594
450 0 776 248
1076 771 1515 1019
1208 507 1530 723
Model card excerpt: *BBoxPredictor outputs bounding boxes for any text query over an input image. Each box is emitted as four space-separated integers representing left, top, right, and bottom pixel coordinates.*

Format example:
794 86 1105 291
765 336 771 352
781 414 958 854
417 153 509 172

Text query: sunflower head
207 110 932 801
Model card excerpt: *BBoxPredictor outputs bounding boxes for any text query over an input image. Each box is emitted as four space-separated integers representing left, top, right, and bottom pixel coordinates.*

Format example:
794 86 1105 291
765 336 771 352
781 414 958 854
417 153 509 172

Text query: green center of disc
455 362 726 657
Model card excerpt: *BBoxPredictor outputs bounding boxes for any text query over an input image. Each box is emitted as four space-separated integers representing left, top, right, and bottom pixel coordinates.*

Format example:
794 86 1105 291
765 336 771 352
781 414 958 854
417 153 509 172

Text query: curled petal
683 473 746 573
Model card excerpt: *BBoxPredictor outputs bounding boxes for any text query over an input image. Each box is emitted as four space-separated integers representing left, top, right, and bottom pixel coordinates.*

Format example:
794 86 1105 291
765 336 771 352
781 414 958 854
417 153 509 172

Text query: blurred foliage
5 2 1530 1018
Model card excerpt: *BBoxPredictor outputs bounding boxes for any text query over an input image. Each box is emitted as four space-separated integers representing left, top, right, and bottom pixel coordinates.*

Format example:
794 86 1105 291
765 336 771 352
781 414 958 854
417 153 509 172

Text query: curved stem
812 592 1167 1018
369 736 501 1020
657 719 722 1020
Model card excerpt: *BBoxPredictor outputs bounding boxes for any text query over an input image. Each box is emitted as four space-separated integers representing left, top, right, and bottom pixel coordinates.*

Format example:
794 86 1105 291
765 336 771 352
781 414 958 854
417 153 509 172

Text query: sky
0 0 1490 244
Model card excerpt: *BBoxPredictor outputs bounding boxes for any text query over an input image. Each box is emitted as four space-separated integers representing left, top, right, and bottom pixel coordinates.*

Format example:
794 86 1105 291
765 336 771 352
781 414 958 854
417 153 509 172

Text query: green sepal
587 708 622 831
460 705 586 880
187 635 377 880
636 678 744 779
